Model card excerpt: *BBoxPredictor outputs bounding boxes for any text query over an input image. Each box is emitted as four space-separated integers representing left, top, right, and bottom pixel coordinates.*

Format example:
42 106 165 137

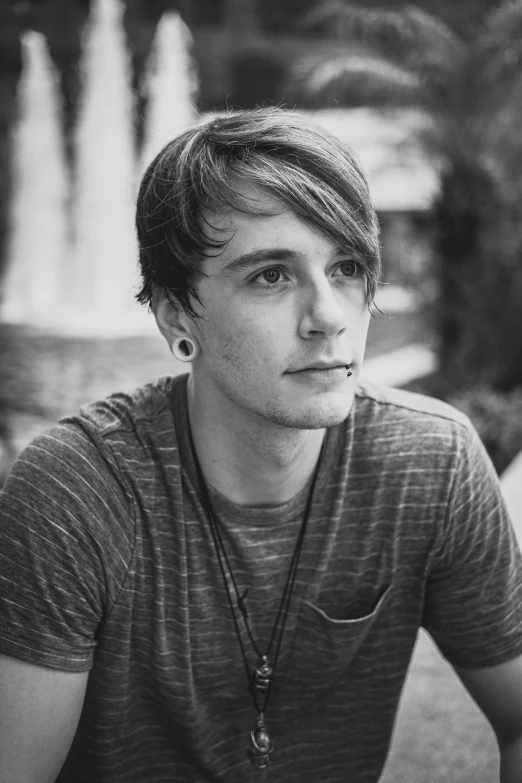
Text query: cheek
197 304 283 374
360 309 372 341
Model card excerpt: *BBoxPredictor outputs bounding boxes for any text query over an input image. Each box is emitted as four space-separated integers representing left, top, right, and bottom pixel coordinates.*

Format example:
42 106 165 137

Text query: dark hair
135 107 381 316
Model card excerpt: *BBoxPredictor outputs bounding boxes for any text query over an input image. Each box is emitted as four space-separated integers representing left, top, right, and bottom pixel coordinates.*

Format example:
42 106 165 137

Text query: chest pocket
275 584 393 707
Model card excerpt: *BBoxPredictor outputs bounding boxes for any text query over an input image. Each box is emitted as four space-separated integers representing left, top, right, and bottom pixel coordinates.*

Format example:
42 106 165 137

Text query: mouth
288 363 353 384
290 362 352 373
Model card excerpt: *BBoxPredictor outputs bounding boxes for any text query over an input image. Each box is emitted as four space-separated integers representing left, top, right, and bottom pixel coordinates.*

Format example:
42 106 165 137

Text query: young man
1 108 522 783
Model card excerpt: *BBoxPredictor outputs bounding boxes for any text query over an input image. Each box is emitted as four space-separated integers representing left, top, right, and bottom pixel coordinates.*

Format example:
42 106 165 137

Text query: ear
153 289 195 347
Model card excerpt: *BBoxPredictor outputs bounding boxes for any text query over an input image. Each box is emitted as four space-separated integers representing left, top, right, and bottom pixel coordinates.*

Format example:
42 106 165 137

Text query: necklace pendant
253 655 273 693
249 713 274 770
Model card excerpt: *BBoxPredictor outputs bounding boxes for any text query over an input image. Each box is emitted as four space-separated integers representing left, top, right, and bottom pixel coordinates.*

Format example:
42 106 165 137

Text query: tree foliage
259 0 502 39
291 0 522 393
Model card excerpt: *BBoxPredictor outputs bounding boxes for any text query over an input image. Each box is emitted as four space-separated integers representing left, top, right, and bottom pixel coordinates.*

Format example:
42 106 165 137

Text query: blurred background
0 1 522 778
1 0 522 475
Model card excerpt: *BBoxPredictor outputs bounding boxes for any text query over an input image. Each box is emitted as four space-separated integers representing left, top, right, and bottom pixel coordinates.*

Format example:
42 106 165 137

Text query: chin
266 391 355 430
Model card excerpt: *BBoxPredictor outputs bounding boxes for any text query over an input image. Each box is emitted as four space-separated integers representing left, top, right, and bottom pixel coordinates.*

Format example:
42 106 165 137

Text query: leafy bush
448 386 522 475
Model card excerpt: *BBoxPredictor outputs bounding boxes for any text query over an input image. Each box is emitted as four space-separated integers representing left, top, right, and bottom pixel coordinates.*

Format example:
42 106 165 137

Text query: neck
187 375 325 507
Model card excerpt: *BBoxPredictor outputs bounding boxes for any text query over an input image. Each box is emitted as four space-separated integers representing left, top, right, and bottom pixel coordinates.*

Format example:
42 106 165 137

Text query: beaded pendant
253 655 273 693
249 713 274 770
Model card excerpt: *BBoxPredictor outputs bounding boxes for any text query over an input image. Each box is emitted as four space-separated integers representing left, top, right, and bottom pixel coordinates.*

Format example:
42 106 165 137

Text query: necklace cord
187 423 325 718
260 452 323 713
191 461 255 687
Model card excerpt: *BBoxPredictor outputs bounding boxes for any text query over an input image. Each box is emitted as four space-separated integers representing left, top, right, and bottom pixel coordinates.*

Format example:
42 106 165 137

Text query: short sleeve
0 422 134 671
423 424 522 668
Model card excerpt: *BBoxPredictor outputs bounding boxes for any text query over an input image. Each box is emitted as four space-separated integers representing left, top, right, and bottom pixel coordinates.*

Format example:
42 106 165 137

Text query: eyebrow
219 247 347 276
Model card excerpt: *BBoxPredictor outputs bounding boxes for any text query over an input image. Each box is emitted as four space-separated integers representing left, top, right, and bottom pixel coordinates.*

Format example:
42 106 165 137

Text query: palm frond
395 6 464 63
303 0 351 37
303 3 463 60
302 3 465 91
478 0 522 83
483 0 522 39
290 52 425 108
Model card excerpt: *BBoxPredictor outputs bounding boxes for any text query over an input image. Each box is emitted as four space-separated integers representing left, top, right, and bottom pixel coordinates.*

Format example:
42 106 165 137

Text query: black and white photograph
1 1 522 781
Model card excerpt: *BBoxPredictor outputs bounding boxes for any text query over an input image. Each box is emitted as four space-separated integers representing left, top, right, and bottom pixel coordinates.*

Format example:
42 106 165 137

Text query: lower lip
290 367 351 384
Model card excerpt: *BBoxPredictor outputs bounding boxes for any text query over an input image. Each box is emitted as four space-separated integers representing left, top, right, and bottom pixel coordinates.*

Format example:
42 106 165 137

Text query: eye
250 265 289 290
260 268 282 284
338 261 358 277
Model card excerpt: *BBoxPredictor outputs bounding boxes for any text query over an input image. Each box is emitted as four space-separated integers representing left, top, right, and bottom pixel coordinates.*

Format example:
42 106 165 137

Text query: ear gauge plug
171 337 199 362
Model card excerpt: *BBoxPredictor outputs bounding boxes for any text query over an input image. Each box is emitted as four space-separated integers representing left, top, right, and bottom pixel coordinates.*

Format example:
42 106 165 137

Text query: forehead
201 180 285 230
200 181 339 265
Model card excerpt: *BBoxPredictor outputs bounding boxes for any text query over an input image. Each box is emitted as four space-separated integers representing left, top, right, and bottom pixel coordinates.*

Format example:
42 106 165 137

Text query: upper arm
0 423 132 670
0 653 88 783
424 425 522 669
455 654 522 748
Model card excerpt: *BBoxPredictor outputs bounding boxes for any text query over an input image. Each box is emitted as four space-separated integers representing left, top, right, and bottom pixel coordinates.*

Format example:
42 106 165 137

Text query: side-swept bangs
136 108 381 316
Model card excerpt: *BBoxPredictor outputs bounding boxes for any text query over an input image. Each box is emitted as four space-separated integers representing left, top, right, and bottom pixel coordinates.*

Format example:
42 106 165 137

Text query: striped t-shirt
1 374 522 783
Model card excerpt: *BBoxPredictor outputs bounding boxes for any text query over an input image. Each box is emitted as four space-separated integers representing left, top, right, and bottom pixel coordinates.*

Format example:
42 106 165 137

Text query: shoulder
73 374 183 442
8 374 182 485
350 381 480 478
354 380 472 439
2 374 187 535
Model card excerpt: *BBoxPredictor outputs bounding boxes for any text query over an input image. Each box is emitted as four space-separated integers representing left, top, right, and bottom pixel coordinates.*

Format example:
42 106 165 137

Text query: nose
298 277 348 339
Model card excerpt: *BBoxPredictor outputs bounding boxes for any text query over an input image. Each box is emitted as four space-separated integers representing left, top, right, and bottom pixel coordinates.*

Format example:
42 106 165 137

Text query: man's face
188 184 372 430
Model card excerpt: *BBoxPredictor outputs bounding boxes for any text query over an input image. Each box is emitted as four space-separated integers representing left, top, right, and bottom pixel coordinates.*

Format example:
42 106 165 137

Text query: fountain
141 11 199 173
1 0 200 335
1 31 69 327
0 0 199 464
69 0 142 333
